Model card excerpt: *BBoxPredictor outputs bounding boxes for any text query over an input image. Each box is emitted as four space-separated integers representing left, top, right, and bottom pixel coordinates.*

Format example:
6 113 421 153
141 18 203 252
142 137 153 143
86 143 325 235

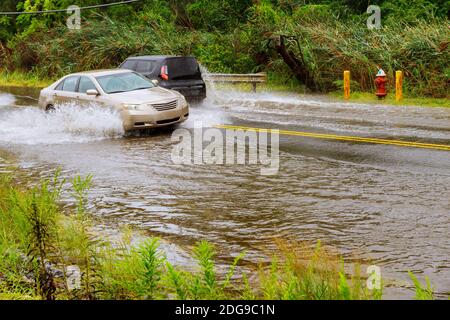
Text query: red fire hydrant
375 69 387 99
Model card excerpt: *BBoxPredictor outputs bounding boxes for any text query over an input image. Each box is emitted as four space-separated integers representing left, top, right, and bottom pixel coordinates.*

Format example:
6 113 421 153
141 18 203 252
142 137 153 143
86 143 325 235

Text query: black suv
119 56 206 101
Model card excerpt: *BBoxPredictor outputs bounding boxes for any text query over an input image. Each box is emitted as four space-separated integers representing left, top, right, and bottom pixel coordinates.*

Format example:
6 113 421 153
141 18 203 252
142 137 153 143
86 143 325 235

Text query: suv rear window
121 60 137 71
166 57 202 80
136 61 153 73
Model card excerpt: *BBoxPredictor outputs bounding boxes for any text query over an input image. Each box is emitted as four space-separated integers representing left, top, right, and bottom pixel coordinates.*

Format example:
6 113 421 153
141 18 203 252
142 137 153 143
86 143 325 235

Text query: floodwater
0 85 449 299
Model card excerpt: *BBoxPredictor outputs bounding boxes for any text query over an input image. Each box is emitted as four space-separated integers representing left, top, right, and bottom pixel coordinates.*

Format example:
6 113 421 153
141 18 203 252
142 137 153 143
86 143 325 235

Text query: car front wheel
45 104 55 112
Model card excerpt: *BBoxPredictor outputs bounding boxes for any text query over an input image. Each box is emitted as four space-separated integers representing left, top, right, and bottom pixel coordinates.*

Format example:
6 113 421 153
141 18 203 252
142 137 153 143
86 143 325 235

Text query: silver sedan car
38 69 189 131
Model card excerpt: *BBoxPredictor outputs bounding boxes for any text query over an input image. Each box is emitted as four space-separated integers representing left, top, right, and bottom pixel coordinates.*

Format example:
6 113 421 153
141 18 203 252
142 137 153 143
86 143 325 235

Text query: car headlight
122 104 140 111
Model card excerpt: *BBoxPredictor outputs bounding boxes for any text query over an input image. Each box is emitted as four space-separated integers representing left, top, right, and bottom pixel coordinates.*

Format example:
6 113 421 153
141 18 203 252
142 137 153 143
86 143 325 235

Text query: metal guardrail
206 73 267 92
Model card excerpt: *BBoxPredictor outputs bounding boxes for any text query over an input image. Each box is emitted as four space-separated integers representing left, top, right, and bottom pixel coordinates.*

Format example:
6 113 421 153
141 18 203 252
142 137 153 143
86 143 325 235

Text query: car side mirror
151 79 159 86
86 89 99 96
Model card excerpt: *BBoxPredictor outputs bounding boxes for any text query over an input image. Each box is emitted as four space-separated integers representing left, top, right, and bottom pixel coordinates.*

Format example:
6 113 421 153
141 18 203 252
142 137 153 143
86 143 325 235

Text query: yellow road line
214 125 450 152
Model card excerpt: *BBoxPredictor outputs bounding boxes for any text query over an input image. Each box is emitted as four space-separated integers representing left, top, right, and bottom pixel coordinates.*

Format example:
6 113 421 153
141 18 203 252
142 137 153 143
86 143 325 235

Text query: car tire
45 104 55 112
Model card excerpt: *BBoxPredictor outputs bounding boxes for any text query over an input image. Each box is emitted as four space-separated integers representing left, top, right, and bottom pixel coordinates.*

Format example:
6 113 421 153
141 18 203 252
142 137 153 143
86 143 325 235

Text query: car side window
136 61 153 73
55 80 65 91
121 60 137 71
78 76 97 94
62 76 80 92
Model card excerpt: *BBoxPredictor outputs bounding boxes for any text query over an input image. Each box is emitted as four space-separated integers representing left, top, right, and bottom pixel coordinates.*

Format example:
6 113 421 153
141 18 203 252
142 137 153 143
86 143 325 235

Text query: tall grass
260 6 450 97
0 69 53 88
408 272 434 300
0 172 440 300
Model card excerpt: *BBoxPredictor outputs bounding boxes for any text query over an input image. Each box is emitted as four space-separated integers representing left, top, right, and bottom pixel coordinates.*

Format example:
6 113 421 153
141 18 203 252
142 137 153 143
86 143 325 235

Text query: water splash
199 65 224 104
0 93 15 107
0 104 124 145
196 89 450 140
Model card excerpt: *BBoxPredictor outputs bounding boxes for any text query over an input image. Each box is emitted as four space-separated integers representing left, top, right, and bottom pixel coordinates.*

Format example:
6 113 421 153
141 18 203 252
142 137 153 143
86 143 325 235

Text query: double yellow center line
215 124 450 152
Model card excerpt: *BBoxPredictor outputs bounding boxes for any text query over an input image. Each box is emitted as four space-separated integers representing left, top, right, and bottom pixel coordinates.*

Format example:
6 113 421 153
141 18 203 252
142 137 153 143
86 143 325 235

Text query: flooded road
0 86 449 299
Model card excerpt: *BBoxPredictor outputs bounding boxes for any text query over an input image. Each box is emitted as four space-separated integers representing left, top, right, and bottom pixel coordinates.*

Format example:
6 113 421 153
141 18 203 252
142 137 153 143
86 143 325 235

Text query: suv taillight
160 65 169 80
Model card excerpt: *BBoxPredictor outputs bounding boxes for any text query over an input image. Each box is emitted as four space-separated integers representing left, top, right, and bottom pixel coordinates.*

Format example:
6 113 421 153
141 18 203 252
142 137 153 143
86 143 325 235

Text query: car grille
151 100 177 111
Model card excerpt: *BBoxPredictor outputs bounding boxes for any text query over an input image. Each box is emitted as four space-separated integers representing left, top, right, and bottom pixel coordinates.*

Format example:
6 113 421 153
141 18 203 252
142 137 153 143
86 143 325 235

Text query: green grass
0 70 54 88
329 91 450 108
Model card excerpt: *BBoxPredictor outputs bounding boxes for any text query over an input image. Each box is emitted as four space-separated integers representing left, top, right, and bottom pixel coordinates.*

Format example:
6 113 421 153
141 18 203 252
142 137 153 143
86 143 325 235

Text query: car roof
124 55 195 61
71 69 131 77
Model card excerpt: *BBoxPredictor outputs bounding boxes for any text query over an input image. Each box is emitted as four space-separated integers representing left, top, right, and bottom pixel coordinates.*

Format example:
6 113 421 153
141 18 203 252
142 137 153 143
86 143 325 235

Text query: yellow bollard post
344 70 350 100
396 70 403 102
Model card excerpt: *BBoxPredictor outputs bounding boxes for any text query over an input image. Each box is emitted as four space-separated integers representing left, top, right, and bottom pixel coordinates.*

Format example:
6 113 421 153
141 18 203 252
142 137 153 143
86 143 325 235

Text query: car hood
110 87 180 104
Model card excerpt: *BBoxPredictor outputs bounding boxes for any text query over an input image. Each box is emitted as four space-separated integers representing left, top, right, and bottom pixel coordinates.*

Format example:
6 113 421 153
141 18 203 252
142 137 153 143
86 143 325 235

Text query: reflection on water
0 86 449 299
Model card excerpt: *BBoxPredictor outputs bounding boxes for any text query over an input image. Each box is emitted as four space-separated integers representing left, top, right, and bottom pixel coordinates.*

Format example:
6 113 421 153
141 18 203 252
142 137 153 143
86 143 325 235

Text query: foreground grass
0 172 438 300
330 91 450 108
0 70 53 88
0 173 376 300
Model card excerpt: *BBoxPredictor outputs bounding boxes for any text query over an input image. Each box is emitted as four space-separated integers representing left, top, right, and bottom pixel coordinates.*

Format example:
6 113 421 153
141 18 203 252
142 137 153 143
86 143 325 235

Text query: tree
186 0 252 31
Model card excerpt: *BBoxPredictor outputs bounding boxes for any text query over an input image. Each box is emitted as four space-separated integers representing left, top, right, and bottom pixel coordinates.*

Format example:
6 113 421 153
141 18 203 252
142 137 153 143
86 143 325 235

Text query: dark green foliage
0 1 20 42
187 0 252 31
246 1 449 96
0 1 448 97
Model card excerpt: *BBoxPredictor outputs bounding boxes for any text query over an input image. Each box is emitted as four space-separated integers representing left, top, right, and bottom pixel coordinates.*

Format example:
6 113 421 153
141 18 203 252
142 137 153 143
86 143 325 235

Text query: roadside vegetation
0 171 439 300
329 91 450 108
0 1 448 99
0 70 52 88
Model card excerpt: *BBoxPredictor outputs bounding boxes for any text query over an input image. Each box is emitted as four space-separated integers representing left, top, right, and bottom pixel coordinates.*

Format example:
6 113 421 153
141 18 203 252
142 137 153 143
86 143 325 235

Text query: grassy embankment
0 171 437 300
0 70 53 88
329 91 449 108
0 69 447 109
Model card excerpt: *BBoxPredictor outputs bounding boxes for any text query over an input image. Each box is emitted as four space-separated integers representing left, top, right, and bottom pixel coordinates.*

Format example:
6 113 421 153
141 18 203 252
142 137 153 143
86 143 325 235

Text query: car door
53 76 80 105
76 76 103 106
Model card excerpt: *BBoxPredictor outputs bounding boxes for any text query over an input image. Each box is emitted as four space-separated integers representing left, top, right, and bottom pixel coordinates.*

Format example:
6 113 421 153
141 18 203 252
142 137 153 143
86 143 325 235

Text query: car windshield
95 72 154 94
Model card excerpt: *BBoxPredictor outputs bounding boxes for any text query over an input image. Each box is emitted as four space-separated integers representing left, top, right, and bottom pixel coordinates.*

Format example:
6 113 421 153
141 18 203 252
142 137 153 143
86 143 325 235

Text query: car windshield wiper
108 90 127 94
131 87 152 91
